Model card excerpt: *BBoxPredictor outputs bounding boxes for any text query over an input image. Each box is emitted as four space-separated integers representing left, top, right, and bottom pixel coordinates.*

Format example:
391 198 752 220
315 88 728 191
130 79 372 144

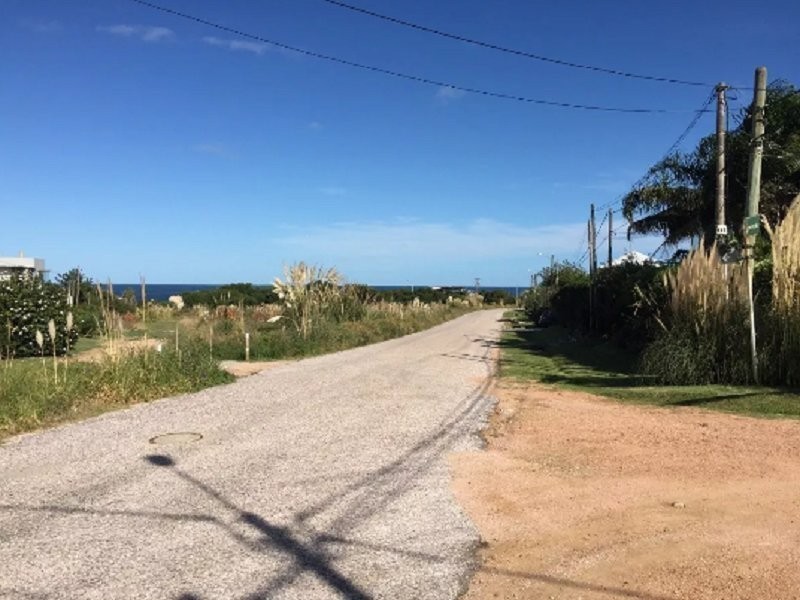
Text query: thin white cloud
277 219 588 261
20 20 62 33
435 86 466 103
318 186 347 197
203 36 268 55
97 24 174 42
307 121 323 130
272 218 668 281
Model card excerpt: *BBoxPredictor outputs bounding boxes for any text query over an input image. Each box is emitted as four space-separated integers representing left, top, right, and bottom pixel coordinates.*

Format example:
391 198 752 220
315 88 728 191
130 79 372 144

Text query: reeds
643 241 752 384
767 195 800 385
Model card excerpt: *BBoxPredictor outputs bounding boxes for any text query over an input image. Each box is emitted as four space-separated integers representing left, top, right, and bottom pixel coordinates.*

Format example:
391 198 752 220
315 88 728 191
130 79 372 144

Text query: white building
611 250 654 266
0 253 47 280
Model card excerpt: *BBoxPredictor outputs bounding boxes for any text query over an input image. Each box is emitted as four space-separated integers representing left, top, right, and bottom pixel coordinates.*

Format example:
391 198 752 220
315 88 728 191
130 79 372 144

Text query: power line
320 0 714 88
596 89 717 213
128 0 708 114
660 89 717 156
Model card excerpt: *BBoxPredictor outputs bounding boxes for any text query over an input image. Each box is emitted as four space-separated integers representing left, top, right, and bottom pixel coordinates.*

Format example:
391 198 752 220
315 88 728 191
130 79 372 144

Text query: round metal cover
149 432 203 445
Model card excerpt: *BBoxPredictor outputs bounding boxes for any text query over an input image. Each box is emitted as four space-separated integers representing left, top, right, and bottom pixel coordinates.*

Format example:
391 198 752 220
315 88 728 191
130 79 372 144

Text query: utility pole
715 82 729 240
587 208 596 331
590 204 597 276
744 66 767 383
474 277 480 294
607 209 613 267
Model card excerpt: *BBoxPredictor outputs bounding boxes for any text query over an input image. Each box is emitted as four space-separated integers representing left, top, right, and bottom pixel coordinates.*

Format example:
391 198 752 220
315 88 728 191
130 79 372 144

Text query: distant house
611 250 658 267
0 253 47 281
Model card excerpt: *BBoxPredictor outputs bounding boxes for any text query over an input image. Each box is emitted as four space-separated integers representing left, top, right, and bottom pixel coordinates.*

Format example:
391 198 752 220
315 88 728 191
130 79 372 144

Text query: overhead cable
128 0 710 114
596 89 716 212
320 0 714 88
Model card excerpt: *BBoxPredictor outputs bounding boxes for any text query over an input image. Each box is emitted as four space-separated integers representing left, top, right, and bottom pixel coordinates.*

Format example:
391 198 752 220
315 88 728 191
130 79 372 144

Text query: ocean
116 284 526 302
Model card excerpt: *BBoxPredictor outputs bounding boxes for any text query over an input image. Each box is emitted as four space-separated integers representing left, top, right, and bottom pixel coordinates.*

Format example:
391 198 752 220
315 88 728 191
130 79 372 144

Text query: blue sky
2 0 797 285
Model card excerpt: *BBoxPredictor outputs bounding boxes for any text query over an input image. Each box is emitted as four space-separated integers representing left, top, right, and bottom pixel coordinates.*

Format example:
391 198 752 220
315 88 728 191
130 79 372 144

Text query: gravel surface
0 309 503 600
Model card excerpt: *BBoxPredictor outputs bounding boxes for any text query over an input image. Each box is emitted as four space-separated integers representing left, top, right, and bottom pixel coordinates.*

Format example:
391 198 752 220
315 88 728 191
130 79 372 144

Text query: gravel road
0 309 503 600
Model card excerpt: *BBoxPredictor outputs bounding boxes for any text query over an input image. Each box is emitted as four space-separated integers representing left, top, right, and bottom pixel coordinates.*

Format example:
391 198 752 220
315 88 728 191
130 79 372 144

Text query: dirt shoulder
451 382 800 600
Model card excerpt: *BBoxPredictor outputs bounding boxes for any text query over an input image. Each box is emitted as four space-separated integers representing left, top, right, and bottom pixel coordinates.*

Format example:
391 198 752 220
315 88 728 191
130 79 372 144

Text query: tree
55 267 95 306
623 81 800 247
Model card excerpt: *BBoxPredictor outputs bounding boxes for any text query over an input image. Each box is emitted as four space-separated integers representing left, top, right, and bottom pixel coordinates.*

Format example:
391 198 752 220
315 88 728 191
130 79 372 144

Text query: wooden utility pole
607 209 613 267
590 204 597 275
744 66 767 383
587 219 593 329
715 83 728 239
140 274 147 324
588 205 598 331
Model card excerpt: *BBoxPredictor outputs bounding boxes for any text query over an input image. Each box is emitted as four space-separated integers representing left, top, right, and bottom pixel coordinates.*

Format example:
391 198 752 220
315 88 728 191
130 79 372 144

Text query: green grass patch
200 305 475 361
0 342 233 441
500 317 800 419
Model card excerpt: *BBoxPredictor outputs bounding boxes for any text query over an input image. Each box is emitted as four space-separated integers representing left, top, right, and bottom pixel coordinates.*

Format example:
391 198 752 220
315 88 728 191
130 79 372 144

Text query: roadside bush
374 287 467 304
0 277 78 358
195 301 471 361
762 196 800 385
641 242 753 384
0 340 231 438
72 304 103 337
482 289 515 305
182 283 278 308
593 263 668 350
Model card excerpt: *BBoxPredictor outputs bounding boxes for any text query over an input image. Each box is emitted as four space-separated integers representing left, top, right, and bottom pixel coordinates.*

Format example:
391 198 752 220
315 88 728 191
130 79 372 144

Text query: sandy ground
73 338 162 362
451 382 800 600
218 359 289 377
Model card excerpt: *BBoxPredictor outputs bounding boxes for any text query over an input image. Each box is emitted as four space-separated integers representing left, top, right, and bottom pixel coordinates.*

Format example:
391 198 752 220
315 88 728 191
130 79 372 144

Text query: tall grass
192 301 472 361
0 341 232 439
765 196 800 385
642 241 753 384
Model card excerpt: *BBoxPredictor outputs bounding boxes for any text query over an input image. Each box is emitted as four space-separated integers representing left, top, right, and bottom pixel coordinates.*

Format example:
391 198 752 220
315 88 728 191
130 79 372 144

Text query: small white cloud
435 86 466 103
141 26 173 42
98 24 136 36
307 121 322 130
97 24 174 42
203 36 268 55
318 186 347 197
20 20 62 33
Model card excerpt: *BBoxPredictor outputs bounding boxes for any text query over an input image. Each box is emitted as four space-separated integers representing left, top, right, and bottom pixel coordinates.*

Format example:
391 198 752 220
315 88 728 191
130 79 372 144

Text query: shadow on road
483 567 676 600
1 335 498 599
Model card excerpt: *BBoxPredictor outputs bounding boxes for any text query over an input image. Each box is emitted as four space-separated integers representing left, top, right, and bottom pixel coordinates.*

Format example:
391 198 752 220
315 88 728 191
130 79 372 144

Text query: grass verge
178 305 475 361
2 307 478 440
0 342 233 441
500 312 800 419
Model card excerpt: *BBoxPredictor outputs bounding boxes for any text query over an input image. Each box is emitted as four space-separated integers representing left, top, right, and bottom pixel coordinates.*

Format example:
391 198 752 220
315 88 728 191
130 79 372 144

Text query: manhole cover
149 432 203 445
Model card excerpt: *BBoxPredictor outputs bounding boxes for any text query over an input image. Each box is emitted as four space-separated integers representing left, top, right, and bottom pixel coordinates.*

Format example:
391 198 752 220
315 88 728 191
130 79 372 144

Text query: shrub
0 277 78 358
482 289 515 305
763 195 800 385
641 242 752 384
72 304 103 337
273 263 343 339
182 283 278 308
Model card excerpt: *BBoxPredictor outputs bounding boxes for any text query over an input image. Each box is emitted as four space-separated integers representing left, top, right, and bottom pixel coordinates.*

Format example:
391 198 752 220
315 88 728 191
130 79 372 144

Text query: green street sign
744 215 761 237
